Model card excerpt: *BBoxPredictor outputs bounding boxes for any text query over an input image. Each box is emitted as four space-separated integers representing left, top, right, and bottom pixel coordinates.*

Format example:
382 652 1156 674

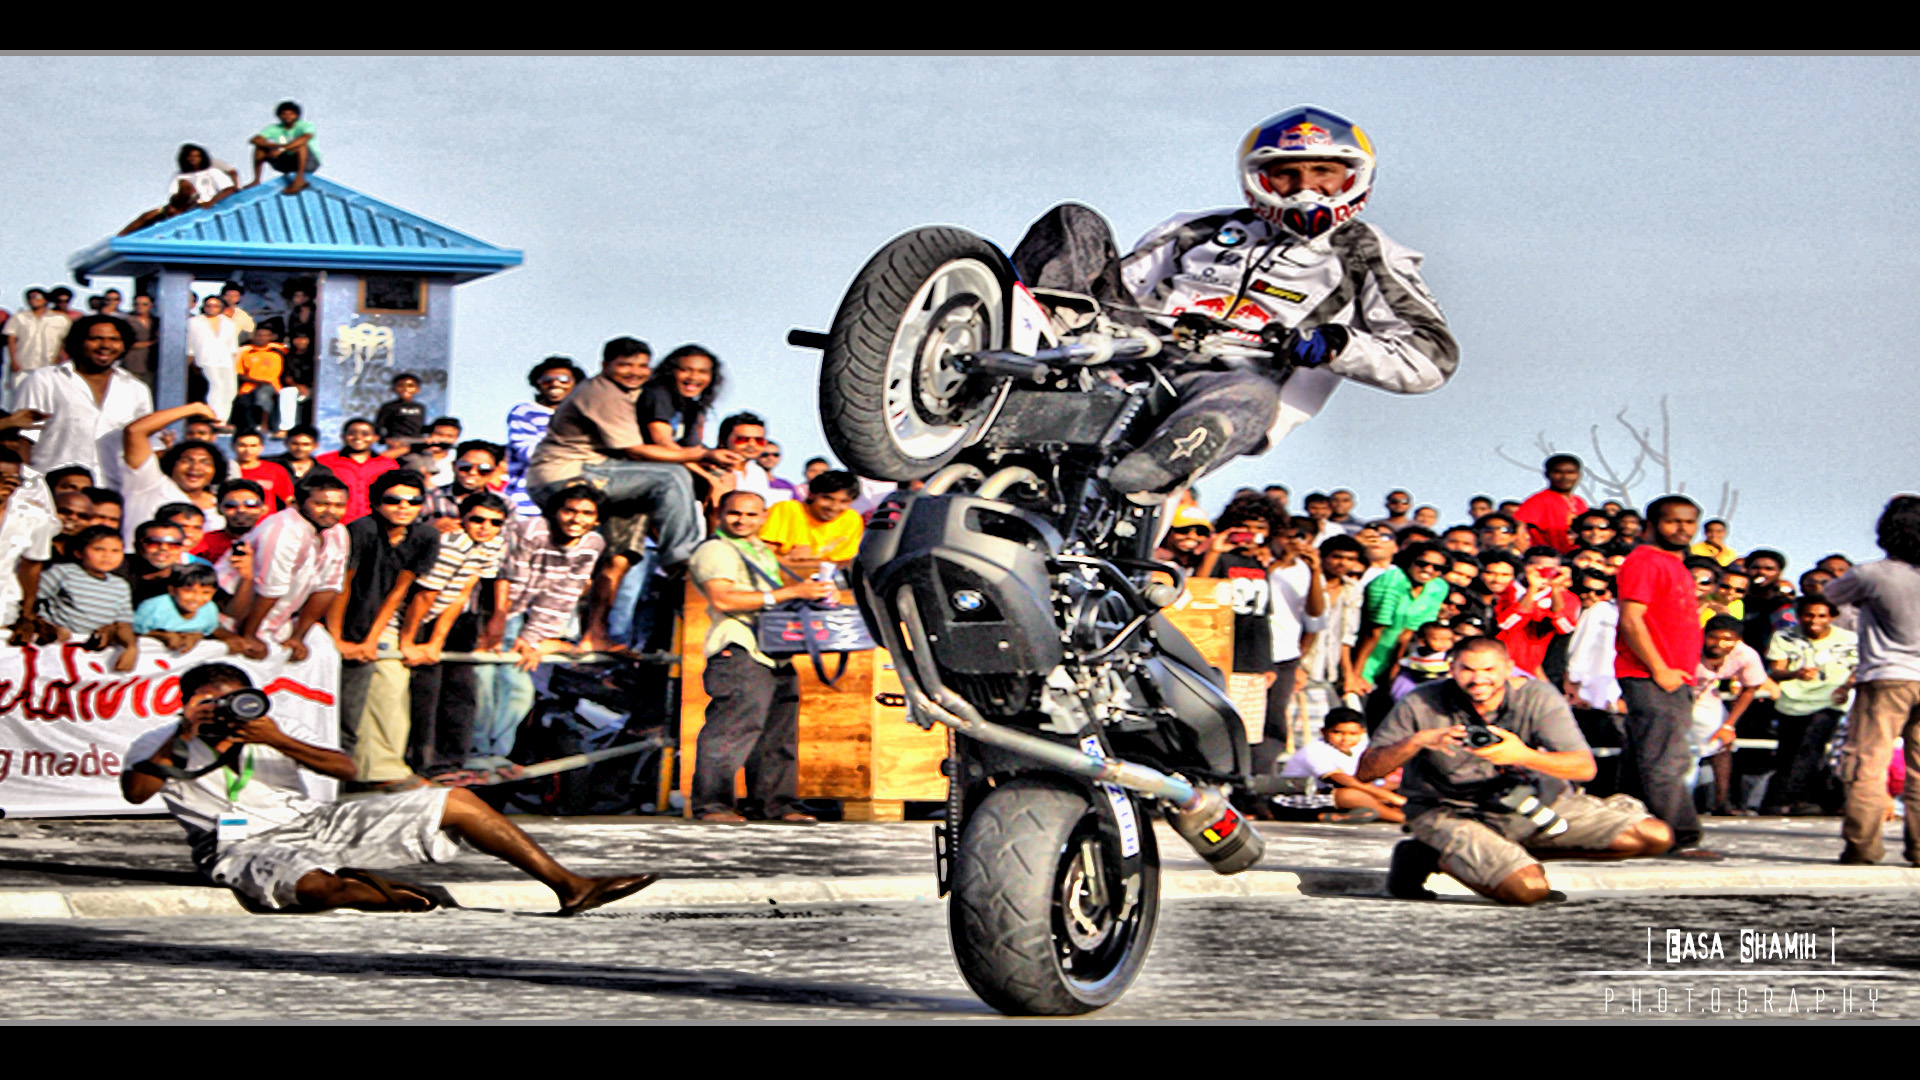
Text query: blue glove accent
1283 324 1349 368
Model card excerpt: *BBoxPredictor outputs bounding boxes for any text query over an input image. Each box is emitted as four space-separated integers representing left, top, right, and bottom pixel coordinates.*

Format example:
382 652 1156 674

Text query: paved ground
0 813 1893 890
0 812 1913 1019
0 892 1910 1021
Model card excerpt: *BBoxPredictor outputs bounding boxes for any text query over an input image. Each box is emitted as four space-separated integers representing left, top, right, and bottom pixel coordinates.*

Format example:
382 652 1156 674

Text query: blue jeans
474 613 534 761
540 460 701 567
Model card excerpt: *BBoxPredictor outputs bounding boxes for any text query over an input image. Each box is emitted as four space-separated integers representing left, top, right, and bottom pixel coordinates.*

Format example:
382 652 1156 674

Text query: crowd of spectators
0 304 869 823
1155 452 1920 888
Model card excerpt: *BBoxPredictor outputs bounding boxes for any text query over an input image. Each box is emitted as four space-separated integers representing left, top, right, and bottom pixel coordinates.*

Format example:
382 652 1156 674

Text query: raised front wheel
819 227 1013 481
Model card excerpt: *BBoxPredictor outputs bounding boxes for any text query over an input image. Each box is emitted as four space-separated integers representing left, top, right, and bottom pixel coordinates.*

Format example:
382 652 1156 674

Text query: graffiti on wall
334 322 396 390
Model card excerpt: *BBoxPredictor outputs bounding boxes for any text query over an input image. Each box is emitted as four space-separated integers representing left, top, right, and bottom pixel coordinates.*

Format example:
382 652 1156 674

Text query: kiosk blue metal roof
69 175 524 283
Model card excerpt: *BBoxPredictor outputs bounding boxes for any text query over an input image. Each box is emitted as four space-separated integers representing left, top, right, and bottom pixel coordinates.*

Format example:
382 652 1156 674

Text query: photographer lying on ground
1356 636 1673 905
122 662 658 914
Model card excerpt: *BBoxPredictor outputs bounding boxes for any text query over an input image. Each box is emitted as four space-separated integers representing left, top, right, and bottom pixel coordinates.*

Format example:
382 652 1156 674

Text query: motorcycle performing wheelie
795 107 1456 1015
794 228 1290 1016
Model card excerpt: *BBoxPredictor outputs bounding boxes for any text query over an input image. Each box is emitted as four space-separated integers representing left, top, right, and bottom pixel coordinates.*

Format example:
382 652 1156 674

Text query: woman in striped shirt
504 357 584 518
37 525 139 671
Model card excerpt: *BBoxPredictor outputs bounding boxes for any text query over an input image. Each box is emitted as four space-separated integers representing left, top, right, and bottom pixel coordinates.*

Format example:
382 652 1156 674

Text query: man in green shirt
1351 541 1450 710
1762 595 1859 814
250 100 321 195
688 490 835 824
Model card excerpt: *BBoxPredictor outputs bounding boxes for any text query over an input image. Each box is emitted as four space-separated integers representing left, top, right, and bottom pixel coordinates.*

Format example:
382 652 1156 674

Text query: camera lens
223 689 270 720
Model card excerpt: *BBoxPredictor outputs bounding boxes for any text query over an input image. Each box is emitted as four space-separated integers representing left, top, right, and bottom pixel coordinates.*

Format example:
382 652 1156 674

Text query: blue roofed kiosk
68 175 521 438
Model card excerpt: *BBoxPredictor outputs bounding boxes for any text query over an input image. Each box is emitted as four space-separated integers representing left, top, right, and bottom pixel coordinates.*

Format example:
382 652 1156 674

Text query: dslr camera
198 688 271 742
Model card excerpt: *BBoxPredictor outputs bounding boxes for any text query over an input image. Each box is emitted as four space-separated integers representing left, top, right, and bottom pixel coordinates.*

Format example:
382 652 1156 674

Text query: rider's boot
1109 369 1283 497
1386 839 1441 900
1109 414 1231 497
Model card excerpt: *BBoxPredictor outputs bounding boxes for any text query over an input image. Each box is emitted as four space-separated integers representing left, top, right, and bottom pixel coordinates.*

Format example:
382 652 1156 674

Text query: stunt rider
1013 106 1459 495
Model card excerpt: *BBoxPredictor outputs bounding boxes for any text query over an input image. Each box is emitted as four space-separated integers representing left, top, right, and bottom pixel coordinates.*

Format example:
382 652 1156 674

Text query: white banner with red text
0 635 340 816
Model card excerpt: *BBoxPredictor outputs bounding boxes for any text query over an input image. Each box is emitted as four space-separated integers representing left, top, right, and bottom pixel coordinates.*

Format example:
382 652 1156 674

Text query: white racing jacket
1118 208 1458 441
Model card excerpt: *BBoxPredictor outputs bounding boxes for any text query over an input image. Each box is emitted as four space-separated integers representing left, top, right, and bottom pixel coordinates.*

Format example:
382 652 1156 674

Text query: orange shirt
235 343 286 389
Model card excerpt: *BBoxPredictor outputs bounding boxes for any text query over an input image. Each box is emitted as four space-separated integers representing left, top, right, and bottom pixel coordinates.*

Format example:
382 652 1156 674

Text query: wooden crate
676 578 1233 820
678 582 945 821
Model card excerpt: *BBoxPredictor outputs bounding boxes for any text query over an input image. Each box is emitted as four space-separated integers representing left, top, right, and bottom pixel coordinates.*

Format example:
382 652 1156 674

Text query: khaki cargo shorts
1409 791 1651 891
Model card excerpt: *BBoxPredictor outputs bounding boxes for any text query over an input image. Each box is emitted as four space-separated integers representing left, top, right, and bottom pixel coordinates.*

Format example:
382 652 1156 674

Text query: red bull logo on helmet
1276 122 1333 151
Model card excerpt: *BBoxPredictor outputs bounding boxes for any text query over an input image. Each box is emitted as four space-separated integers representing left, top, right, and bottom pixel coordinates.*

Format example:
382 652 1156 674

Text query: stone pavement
0 811 1914 918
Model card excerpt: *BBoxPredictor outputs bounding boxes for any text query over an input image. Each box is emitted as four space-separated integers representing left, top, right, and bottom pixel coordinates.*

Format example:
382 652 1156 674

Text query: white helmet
1237 106 1377 242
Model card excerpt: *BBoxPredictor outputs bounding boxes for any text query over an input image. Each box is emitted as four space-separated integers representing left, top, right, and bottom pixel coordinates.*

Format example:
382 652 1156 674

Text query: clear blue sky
4 55 1914 573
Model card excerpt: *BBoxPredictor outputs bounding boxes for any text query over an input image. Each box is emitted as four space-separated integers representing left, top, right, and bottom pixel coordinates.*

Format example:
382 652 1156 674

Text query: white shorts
208 787 464 910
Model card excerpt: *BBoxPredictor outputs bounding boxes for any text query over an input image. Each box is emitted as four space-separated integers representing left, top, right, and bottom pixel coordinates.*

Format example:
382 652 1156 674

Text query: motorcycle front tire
819 226 1014 481
949 778 1160 1016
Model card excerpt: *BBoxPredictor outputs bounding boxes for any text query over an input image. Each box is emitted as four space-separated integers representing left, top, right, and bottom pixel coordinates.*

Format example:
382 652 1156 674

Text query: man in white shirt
3 288 72 391
0 447 58 638
186 295 238 424
123 661 658 913
236 475 353 661
15 315 153 475
1262 515 1327 773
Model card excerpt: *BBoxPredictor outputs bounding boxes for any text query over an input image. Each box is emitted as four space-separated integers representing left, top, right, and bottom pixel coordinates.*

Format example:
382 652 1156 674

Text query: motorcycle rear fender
1141 653 1251 778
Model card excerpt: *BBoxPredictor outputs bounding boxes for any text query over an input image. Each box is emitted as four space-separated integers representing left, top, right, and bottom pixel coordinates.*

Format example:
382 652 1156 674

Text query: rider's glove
1263 323 1350 368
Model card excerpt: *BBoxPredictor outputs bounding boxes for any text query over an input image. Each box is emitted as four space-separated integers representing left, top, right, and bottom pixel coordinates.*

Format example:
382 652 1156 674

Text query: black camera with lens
199 688 271 742
1460 721 1503 749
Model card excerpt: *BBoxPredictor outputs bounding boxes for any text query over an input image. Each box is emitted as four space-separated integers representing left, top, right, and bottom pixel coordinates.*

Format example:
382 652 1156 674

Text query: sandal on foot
338 868 439 913
561 873 660 916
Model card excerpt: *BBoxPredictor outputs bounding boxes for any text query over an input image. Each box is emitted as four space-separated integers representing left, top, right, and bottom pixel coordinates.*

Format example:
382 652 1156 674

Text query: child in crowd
1390 620 1456 701
1276 708 1406 823
133 562 245 655
233 320 287 435
375 372 427 446
37 525 139 671
1695 613 1775 815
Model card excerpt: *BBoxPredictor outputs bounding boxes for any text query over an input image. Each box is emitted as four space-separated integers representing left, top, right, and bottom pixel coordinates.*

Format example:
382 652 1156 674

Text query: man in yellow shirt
758 469 863 575
1690 518 1737 566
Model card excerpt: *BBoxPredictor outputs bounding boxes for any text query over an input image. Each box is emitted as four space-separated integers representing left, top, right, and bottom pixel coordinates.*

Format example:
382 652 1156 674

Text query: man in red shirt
1512 454 1588 554
315 417 398 523
1615 494 1718 858
1493 546 1580 677
230 431 295 510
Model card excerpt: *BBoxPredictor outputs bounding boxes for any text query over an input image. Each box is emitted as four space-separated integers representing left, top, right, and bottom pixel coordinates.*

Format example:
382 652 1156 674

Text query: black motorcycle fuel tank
856 492 1064 683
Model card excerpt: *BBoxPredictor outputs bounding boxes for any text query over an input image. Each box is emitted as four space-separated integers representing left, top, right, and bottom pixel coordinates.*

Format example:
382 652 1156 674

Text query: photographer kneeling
123 662 658 914
1357 637 1673 905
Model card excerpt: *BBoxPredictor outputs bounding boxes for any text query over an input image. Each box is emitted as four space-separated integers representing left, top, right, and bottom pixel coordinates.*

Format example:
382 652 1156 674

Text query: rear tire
820 227 1013 481
949 779 1160 1015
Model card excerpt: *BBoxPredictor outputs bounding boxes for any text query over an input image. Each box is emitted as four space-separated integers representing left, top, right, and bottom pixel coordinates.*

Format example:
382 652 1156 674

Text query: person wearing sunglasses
198 479 269 564
757 439 800 502
1474 511 1524 558
394 491 513 776
707 412 791 520
427 440 506 534
1350 540 1451 715
330 470 442 789
505 356 586 518
1153 502 1213 572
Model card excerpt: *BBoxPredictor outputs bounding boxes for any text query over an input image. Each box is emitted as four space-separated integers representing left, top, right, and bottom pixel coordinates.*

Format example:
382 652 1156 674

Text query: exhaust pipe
891 587 1262 875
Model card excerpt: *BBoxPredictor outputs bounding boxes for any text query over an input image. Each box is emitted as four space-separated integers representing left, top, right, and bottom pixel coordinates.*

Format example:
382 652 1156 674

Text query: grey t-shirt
1372 677 1590 814
1823 559 1920 683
